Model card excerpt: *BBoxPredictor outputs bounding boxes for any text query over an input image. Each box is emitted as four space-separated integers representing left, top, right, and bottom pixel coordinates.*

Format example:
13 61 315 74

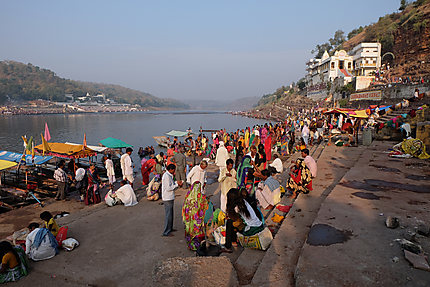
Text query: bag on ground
237 227 273 250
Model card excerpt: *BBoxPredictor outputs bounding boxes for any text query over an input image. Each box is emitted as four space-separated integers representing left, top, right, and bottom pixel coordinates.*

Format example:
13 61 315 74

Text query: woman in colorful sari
0 241 28 283
166 145 176 166
141 157 156 186
244 128 250 149
286 158 313 198
237 155 257 197
182 182 209 250
86 164 101 205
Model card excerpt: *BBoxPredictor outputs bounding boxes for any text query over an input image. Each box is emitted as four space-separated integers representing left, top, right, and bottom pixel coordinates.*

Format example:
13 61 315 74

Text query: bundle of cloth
391 138 430 159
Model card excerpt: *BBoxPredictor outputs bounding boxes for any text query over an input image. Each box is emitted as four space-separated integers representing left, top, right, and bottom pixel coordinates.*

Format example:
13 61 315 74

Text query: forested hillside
0 60 188 108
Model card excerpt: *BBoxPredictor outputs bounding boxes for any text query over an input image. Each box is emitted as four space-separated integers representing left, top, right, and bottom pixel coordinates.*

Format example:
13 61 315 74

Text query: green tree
399 0 407 11
329 30 345 48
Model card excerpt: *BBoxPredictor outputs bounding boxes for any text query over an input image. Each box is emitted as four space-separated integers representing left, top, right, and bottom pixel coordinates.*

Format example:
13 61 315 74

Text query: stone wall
345 83 430 108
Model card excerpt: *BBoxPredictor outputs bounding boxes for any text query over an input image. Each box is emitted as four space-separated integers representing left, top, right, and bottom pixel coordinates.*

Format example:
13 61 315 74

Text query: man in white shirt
186 160 208 192
120 147 134 187
25 222 57 261
215 141 229 171
218 159 236 212
246 145 258 165
269 154 283 173
162 164 182 236
301 149 317 178
301 124 310 146
104 155 116 189
113 180 138 207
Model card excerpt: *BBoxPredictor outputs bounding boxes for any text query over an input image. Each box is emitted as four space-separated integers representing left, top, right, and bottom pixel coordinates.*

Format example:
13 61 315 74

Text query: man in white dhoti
255 169 281 210
113 180 138 207
218 159 237 212
215 141 229 171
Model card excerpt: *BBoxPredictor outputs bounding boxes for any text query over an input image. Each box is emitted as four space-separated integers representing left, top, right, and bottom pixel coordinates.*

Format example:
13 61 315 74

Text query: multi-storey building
305 42 382 99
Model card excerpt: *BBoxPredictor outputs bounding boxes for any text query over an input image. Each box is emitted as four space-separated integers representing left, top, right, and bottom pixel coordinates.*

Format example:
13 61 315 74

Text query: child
40 211 59 236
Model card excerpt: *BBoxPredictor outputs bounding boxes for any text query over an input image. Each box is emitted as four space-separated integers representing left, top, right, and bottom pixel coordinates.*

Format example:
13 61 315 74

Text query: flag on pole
41 133 51 156
44 122 51 141
83 133 87 151
26 136 33 155
21 136 28 149
31 140 35 163
19 153 26 166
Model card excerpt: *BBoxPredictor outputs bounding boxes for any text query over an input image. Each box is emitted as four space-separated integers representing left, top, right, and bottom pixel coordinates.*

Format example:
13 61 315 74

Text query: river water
0 111 268 164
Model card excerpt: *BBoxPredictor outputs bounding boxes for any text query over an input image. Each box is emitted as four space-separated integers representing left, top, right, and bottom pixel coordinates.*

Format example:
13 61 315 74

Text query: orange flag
83 133 87 151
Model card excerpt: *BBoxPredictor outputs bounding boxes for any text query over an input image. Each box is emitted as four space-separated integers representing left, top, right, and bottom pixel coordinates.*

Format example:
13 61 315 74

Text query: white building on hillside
305 42 382 98
350 42 382 76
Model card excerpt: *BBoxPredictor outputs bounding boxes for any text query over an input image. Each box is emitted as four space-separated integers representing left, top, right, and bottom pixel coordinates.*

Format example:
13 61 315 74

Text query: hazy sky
0 0 399 101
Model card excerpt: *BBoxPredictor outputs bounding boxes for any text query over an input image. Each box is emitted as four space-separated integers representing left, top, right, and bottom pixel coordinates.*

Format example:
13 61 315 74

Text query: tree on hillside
348 26 365 39
312 30 345 58
312 43 332 58
329 30 346 48
297 78 306 91
399 0 407 11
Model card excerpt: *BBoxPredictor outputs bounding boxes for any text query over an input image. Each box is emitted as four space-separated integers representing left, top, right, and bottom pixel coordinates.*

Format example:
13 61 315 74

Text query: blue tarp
0 151 53 165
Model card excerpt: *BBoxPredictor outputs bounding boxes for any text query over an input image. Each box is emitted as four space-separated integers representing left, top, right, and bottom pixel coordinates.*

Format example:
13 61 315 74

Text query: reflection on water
0 112 269 164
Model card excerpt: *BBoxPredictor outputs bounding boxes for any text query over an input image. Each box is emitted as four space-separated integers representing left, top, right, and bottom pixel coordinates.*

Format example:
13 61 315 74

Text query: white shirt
301 125 310 137
215 145 229 168
162 171 178 201
187 165 207 186
105 159 115 177
75 168 86 182
218 167 237 196
304 155 317 177
254 129 260 136
115 184 138 207
25 228 56 261
236 200 262 231
120 153 133 176
269 158 283 173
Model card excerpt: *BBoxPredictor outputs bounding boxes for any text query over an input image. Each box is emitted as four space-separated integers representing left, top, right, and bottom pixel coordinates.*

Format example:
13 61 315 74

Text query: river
0 111 269 163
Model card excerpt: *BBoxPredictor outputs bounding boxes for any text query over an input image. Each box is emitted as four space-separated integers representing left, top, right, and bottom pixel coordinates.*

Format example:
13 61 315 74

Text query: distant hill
0 60 188 108
183 96 259 111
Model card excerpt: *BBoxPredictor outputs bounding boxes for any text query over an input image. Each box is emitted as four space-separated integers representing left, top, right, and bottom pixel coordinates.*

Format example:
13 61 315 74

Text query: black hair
302 148 309 155
40 211 53 221
120 180 128 185
226 188 250 219
166 164 176 171
159 152 164 156
226 158 234 166
107 154 111 159
268 166 278 175
258 144 265 153
28 222 40 230
126 147 133 153
0 241 20 266
261 169 271 178
58 160 65 168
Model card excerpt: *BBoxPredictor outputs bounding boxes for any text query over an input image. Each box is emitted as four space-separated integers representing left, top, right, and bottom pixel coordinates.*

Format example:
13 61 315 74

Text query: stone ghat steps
249 144 366 286
375 103 426 124
231 143 324 285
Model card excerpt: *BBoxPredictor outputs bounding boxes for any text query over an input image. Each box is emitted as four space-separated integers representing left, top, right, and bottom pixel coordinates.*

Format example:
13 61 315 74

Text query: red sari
264 135 272 162
141 159 156 185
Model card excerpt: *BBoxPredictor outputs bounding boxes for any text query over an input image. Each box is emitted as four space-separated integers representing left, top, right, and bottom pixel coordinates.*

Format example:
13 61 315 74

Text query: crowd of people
139 119 326 253
3 110 369 283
